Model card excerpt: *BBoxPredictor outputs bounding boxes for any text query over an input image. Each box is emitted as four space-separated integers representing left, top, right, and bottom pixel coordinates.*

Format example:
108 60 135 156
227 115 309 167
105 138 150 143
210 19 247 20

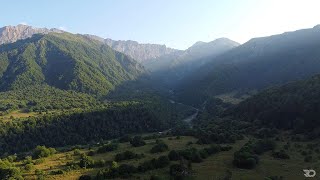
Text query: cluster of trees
114 151 144 162
97 143 118 153
33 145 56 159
95 156 170 179
168 144 232 163
150 141 169 153
0 103 172 155
0 85 102 113
130 136 146 147
226 74 320 136
233 139 275 169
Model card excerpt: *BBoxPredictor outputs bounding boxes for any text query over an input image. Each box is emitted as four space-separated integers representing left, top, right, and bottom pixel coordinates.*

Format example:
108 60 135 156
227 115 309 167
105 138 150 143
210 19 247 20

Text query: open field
7 134 320 180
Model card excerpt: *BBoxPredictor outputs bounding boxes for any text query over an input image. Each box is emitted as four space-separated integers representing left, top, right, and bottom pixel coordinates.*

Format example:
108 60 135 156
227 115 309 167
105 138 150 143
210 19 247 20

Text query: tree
130 136 146 147
150 142 169 153
79 154 95 169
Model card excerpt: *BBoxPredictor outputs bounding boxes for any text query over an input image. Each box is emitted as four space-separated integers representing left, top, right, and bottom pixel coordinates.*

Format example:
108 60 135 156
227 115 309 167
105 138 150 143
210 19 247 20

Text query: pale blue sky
1 0 320 49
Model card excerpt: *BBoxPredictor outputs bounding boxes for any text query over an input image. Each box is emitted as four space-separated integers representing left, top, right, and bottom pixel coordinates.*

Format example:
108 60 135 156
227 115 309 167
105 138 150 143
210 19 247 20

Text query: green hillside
225 74 320 136
0 33 145 96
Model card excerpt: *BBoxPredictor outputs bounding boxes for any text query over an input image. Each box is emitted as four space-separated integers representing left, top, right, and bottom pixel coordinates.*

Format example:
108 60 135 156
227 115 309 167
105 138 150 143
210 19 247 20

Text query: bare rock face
0 24 63 44
83 34 180 63
104 39 179 63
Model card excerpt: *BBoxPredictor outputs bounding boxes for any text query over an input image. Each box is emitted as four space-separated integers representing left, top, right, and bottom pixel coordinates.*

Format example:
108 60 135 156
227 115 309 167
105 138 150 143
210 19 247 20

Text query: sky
1 0 320 50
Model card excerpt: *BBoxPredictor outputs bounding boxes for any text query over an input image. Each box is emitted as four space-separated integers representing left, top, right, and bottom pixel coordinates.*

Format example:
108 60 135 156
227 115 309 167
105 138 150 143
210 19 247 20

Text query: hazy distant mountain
145 38 239 71
177 25 320 105
0 32 145 96
83 34 180 63
0 24 63 44
145 38 240 88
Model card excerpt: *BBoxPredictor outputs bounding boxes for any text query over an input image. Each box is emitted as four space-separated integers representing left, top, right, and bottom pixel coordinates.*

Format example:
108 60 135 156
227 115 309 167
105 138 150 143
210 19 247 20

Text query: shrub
87 150 95 156
130 136 146 147
272 150 290 159
97 143 118 153
168 150 180 161
178 148 203 163
24 163 34 172
50 169 65 175
34 158 45 165
79 154 95 168
73 149 82 155
33 146 56 159
150 142 169 153
115 151 144 162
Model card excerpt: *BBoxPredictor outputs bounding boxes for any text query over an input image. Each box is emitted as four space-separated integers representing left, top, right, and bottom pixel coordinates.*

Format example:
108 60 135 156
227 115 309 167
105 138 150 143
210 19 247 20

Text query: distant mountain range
144 38 240 88
176 25 320 105
0 25 180 64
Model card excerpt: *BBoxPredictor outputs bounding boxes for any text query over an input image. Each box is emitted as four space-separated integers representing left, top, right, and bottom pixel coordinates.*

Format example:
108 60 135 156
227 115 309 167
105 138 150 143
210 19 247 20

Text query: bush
97 143 118 153
87 150 95 156
130 136 146 147
272 150 290 159
170 163 191 179
73 149 82 156
138 156 170 172
178 148 203 163
34 158 45 165
50 169 65 175
79 154 95 168
115 151 144 162
24 163 34 172
33 146 56 159
168 150 180 161
150 142 169 153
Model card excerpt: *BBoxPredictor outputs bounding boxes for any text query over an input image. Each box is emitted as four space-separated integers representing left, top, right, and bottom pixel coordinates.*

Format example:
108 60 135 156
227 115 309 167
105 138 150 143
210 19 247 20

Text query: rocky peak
0 24 63 45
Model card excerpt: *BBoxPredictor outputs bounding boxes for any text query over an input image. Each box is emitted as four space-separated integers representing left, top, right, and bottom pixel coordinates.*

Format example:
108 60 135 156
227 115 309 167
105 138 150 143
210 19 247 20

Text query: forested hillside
224 74 320 135
0 33 145 96
176 25 320 106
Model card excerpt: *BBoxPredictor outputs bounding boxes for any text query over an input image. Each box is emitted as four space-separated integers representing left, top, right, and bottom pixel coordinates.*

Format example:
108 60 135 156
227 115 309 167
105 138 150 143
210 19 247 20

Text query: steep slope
0 32 145 96
145 38 239 88
84 34 180 63
225 74 320 134
0 24 63 44
177 25 320 104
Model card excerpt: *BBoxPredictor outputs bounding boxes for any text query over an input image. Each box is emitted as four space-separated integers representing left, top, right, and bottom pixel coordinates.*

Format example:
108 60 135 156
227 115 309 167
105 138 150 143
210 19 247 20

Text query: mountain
83 34 180 63
177 25 320 105
144 38 240 88
0 24 63 44
224 74 320 135
0 25 180 64
0 32 145 96
145 38 239 71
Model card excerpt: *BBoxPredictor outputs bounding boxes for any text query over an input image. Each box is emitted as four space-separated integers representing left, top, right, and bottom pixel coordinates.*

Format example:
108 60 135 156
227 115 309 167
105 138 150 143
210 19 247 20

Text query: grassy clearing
0 110 38 122
13 134 320 180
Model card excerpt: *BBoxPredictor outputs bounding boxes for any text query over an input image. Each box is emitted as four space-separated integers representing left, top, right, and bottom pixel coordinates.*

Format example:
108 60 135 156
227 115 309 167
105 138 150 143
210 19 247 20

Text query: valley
0 22 320 180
